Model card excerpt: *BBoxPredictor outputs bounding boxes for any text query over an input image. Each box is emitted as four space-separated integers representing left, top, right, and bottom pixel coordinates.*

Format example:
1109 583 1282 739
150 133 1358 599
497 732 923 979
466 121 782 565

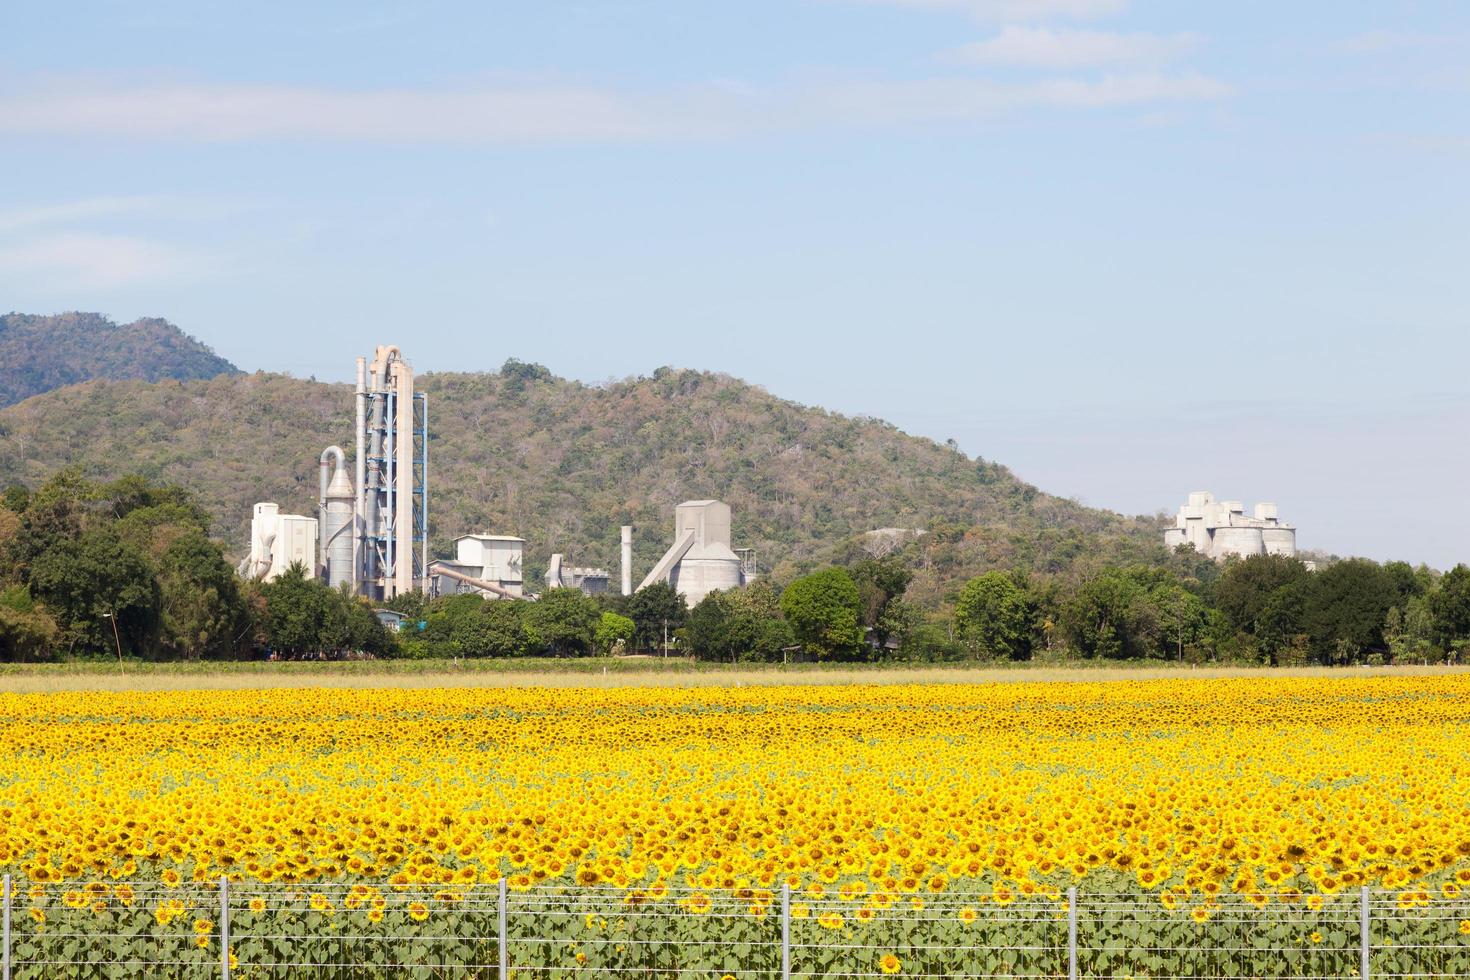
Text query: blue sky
1 1 1467 567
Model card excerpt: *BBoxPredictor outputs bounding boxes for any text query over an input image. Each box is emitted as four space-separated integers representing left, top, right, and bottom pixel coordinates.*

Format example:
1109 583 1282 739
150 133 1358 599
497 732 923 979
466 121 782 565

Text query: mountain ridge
0 357 1168 605
0 311 239 408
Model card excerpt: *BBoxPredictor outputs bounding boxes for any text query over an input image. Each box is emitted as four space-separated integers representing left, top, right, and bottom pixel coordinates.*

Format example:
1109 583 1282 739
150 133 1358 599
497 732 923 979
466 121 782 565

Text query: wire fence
2 875 1468 979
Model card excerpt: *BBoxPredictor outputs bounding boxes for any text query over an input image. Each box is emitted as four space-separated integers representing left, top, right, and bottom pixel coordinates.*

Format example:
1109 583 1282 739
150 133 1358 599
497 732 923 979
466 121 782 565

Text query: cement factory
242 345 756 607
1164 490 1298 561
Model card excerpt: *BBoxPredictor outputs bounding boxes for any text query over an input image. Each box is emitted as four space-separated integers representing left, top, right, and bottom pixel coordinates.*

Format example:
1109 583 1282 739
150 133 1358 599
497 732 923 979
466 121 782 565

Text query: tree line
381 549 1470 667
3 471 1466 665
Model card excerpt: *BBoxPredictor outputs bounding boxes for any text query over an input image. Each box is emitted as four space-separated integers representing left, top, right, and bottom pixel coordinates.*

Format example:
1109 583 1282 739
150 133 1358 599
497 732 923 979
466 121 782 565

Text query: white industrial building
240 503 319 582
1164 491 1297 561
638 499 756 606
428 534 527 599
546 554 610 595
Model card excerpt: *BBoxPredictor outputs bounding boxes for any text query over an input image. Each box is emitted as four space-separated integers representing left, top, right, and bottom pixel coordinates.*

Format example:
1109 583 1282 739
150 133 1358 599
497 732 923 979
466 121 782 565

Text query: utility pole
101 612 123 669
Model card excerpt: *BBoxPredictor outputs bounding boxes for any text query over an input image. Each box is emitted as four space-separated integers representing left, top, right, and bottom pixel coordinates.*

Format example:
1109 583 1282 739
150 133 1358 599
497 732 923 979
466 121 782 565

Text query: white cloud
853 0 1127 22
0 83 712 143
0 195 168 233
1333 31 1461 55
0 74 1228 145
798 73 1226 126
0 233 209 289
952 26 1198 69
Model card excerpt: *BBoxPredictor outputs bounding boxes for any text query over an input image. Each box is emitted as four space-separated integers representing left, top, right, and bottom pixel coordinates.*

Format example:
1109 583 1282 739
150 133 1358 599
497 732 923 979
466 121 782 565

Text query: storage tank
319 446 356 589
1211 526 1265 560
1261 526 1297 557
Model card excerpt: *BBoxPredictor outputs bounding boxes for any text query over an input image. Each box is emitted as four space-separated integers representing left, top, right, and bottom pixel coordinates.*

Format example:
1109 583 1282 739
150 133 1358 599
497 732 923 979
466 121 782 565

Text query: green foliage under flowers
8 879 1470 979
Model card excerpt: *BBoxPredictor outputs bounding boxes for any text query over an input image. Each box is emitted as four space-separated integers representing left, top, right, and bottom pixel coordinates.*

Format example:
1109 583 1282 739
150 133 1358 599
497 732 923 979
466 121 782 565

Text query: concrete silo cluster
1163 490 1298 561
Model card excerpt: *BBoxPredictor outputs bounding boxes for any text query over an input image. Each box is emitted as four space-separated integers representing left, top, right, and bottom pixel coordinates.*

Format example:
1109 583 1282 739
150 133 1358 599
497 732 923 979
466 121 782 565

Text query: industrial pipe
430 564 531 602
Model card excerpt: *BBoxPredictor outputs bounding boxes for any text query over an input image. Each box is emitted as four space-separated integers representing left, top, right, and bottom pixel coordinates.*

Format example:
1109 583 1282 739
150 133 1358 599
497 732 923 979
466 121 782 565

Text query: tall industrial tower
354 346 427 598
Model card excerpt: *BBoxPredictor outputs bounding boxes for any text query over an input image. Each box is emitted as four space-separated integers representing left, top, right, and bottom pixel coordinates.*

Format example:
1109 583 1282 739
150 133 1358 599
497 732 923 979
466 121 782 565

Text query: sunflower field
2 674 1470 977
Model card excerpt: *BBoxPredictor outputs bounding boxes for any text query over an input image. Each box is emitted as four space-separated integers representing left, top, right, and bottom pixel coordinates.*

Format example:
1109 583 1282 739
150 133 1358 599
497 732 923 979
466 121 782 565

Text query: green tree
340 589 393 656
259 566 392 657
524 588 599 656
258 563 326 655
1214 555 1311 636
29 527 160 657
444 598 530 658
1 484 30 514
686 591 742 662
779 568 864 660
384 590 430 625
954 571 1033 660
1256 581 1309 664
1060 567 1161 659
1297 559 1397 663
0 585 59 661
626 583 687 653
1385 598 1437 663
1152 583 1209 661
726 581 795 661
1429 565 1470 652
594 611 636 655
4 468 90 582
851 555 914 651
156 531 247 659
103 474 211 528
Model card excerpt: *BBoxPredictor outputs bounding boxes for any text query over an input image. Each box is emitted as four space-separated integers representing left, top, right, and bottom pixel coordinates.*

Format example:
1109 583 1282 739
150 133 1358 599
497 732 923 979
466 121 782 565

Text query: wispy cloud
0 232 210 289
853 0 1127 22
1333 30 1463 55
793 73 1227 126
0 195 168 233
0 73 1228 145
950 26 1198 69
0 82 705 143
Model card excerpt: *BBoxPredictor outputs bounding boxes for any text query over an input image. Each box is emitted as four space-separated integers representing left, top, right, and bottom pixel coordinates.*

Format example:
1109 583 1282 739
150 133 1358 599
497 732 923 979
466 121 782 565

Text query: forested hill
0 361 1166 605
0 312 238 408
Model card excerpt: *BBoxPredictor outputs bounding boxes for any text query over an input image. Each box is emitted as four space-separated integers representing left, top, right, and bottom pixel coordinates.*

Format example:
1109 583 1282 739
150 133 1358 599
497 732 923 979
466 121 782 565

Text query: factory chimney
620 526 633 597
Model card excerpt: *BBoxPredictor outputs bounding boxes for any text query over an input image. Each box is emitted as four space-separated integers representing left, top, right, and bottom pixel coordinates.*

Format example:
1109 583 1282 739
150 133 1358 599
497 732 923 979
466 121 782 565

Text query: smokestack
394 355 415 598
620 526 633 596
353 357 366 593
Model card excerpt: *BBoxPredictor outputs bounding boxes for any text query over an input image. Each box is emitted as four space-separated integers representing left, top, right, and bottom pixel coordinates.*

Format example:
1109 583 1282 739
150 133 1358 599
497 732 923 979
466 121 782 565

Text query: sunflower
879 953 902 974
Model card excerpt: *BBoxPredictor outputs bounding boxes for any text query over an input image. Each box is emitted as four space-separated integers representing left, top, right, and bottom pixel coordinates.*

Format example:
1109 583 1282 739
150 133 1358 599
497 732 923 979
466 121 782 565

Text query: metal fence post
1067 886 1078 980
219 876 231 980
1360 885 1370 980
3 872 11 980
498 877 508 980
780 883 791 980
